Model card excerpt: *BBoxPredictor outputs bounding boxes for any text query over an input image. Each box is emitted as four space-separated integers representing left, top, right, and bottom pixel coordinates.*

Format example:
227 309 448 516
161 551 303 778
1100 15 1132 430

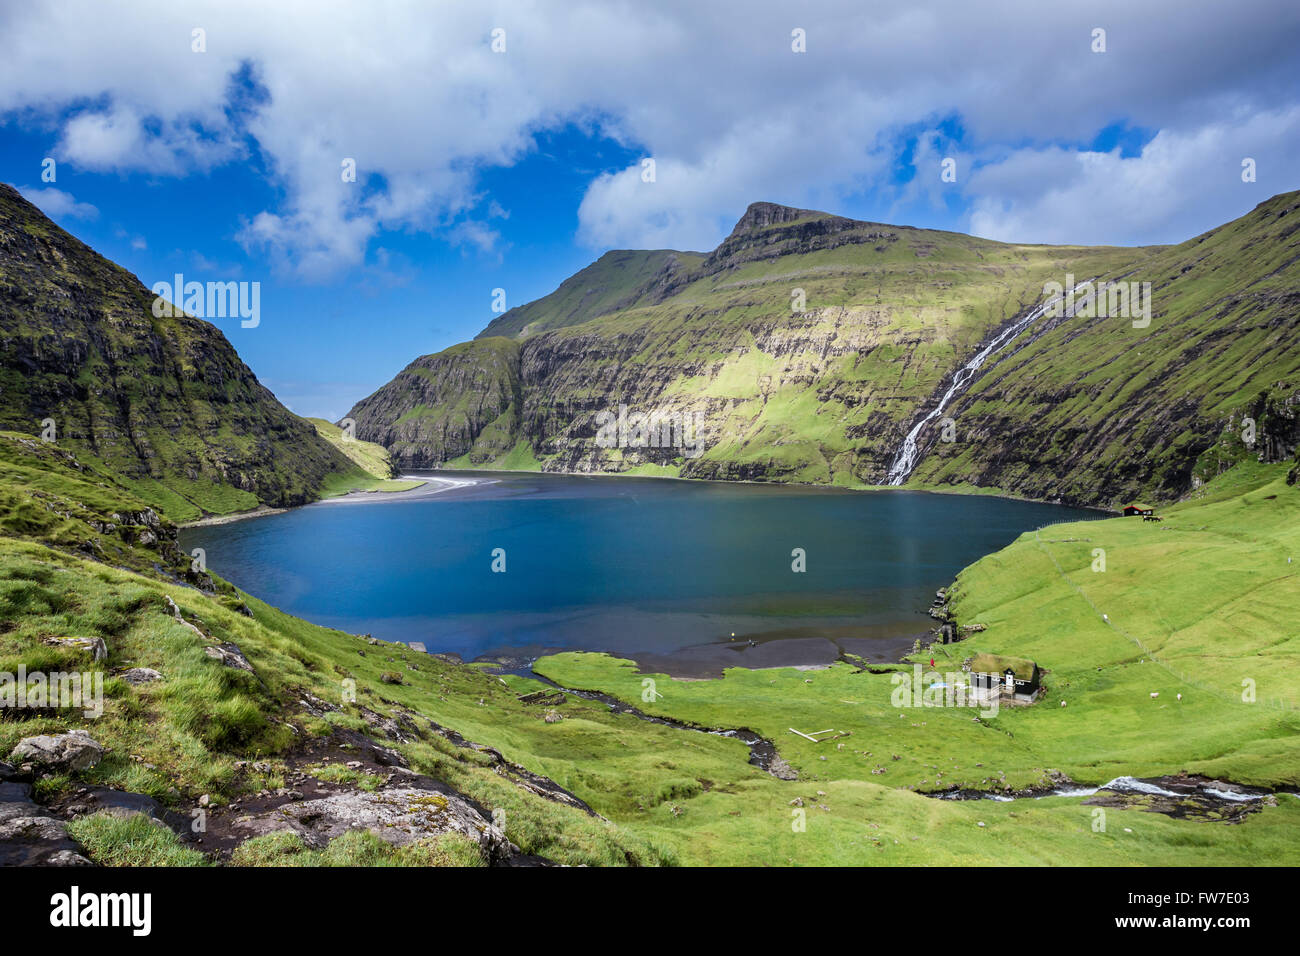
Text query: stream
933 774 1297 822
529 672 796 780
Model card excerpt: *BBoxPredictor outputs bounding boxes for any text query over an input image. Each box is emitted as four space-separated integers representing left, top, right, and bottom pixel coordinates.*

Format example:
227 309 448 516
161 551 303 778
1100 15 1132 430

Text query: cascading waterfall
884 282 1092 485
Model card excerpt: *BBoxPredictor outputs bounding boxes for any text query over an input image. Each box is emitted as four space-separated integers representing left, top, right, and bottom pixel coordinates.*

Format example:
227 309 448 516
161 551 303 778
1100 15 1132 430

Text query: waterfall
884 282 1091 485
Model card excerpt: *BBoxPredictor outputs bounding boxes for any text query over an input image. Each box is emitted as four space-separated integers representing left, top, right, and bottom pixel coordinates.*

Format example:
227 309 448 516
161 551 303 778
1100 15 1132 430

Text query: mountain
910 191 1300 503
0 183 358 520
347 194 1300 506
342 337 527 470
478 248 705 340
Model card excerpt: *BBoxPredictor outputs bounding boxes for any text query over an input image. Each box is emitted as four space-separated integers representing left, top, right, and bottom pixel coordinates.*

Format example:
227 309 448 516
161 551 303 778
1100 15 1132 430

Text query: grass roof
970 653 1038 681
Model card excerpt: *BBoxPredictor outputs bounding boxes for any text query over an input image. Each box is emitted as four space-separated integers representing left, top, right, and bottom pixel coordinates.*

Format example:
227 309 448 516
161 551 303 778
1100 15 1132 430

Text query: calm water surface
182 472 1097 674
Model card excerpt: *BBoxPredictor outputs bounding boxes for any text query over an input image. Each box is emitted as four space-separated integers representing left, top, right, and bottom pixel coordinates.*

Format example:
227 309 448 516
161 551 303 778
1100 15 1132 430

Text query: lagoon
182 472 1097 676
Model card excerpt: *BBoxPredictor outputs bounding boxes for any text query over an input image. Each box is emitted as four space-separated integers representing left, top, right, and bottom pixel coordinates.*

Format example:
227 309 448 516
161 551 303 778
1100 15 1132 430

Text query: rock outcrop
9 731 104 773
225 783 513 863
0 769 92 866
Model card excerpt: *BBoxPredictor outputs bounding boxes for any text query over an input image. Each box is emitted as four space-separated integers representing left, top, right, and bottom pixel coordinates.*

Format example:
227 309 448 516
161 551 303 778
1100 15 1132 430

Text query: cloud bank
2 0 1297 274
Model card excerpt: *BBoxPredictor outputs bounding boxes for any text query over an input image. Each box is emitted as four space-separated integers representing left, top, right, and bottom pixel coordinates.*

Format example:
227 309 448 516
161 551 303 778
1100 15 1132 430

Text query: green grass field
4 425 1299 865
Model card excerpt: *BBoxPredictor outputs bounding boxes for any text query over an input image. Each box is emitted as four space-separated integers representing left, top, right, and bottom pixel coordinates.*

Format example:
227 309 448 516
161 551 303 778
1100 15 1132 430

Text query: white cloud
447 220 504 256
17 186 99 220
966 106 1300 245
1 0 1297 271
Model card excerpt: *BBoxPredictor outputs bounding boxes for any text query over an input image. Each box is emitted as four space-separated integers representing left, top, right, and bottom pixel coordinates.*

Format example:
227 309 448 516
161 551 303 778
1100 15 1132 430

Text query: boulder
122 667 163 684
42 636 107 661
9 730 104 773
226 784 512 864
205 642 254 673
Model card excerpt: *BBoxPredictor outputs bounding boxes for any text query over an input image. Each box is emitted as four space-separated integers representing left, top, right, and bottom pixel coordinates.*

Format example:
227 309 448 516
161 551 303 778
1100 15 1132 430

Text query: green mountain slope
346 337 524 468
0 433 670 866
913 191 1300 504
349 201 1148 482
478 248 705 340
0 183 357 521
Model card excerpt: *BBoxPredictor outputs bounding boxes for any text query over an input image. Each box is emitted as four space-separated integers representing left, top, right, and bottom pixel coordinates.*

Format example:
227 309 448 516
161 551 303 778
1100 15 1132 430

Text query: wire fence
1034 514 1115 531
1032 530 1299 713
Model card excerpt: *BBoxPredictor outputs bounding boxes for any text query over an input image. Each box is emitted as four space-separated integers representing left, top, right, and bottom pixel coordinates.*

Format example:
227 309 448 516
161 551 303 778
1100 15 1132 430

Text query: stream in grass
182 471 1098 675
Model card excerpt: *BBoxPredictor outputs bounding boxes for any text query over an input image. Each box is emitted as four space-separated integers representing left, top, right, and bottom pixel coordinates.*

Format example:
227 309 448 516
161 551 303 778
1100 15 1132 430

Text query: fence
1034 514 1114 532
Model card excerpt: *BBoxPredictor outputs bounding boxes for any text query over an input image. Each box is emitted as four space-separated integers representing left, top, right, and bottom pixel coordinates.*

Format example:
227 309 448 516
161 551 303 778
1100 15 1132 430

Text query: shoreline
179 505 288 529
418 463 1117 514
454 627 927 682
314 474 483 505
179 474 483 528
183 462 1116 532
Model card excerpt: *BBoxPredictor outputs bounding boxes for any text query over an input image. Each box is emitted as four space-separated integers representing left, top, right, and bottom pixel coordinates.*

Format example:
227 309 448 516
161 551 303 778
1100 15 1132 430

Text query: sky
1 0 1298 420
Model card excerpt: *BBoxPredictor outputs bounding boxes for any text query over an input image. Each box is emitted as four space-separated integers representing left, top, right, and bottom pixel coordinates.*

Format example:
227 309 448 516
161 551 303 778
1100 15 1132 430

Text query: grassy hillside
913 191 1300 504
307 418 396 479
4 427 1298 865
477 248 706 340
0 183 357 522
0 433 673 865
531 462 1300 863
305 418 421 495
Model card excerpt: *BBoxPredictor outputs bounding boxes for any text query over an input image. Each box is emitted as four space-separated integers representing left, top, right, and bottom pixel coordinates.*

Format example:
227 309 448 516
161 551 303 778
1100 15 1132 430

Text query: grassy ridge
478 249 706 340
0 183 359 521
916 191 1300 504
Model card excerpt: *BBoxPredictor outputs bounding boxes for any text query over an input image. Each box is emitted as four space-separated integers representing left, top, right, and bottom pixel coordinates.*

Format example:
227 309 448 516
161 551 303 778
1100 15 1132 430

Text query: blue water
182 472 1097 673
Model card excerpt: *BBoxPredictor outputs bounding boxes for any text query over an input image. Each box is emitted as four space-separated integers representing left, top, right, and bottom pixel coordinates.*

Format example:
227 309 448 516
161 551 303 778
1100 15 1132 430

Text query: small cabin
968 653 1041 701
1122 503 1154 517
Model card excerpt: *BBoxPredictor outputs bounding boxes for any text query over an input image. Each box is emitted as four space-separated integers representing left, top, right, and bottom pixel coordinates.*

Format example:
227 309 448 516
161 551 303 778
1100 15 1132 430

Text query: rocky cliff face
348 194 1300 507
0 183 354 516
346 338 522 468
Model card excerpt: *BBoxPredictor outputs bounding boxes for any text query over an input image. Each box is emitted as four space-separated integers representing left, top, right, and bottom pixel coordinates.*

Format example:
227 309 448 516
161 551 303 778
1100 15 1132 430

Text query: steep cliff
912 191 1300 504
346 338 524 467
348 194 1300 506
0 183 356 519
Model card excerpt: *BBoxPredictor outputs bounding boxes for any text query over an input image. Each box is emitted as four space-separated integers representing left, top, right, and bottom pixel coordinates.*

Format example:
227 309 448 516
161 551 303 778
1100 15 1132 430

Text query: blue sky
1 120 650 417
2 1 1298 419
